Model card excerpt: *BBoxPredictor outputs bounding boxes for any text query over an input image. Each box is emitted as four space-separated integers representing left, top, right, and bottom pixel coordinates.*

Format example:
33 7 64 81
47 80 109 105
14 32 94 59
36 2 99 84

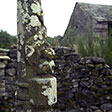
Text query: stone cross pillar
17 0 57 112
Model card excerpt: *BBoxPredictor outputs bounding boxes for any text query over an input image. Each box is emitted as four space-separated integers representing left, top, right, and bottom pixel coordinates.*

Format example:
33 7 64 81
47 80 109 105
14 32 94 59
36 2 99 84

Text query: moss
17 83 29 88
41 48 54 61
105 76 112 80
62 82 73 87
91 69 99 77
57 91 65 96
103 81 112 85
87 64 95 68
58 104 66 110
100 69 106 74
93 94 102 100
75 64 83 70
95 77 103 85
60 73 67 78
75 92 89 102
95 64 103 69
66 99 77 108
91 85 98 90
98 87 112 94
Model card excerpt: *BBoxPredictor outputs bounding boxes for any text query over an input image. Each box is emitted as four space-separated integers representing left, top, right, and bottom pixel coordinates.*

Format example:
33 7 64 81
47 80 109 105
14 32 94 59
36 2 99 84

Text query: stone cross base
16 76 57 112
28 76 57 112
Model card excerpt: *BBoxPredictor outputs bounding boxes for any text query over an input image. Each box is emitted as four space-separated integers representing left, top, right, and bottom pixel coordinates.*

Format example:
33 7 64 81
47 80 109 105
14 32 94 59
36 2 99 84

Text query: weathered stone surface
62 3 112 46
0 46 112 112
6 68 16 76
29 77 57 107
17 0 57 111
100 103 112 111
53 47 112 112
0 69 5 76
0 56 10 60
0 62 6 68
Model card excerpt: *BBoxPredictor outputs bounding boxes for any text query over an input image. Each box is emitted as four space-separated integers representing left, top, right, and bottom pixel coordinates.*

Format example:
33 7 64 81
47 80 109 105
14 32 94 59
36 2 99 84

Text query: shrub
77 32 112 67
0 30 16 49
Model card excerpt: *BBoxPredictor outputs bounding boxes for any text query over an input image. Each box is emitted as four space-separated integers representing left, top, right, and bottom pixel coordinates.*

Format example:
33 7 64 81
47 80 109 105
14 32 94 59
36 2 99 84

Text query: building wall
93 21 108 38
62 3 94 46
62 3 109 47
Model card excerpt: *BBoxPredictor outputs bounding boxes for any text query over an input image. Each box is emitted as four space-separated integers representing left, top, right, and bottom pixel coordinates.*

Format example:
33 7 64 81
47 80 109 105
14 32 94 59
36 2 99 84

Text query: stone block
0 56 10 60
0 62 6 68
6 68 16 76
29 76 57 108
0 69 5 76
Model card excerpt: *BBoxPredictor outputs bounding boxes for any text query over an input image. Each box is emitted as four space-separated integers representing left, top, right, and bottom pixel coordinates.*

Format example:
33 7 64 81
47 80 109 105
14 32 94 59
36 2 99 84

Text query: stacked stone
0 47 17 112
0 49 8 97
53 47 112 112
5 46 17 112
53 47 80 112
73 57 112 112
0 48 9 111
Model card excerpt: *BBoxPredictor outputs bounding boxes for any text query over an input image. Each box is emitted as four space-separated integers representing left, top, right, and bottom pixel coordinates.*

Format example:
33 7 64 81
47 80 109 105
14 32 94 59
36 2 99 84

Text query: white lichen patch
19 35 24 45
34 40 44 47
39 60 55 73
30 99 35 105
50 48 55 55
31 3 41 14
32 77 49 84
33 34 43 41
31 77 57 106
27 110 32 112
42 85 47 89
25 45 35 57
49 60 55 73
33 34 38 40
17 1 24 13
30 15 41 27
17 51 21 62
45 48 55 56
38 34 43 40
41 77 57 106
22 13 30 24
39 61 49 68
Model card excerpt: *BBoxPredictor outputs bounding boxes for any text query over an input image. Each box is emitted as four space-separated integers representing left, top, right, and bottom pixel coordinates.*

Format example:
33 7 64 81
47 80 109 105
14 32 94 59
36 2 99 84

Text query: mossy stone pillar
17 0 57 111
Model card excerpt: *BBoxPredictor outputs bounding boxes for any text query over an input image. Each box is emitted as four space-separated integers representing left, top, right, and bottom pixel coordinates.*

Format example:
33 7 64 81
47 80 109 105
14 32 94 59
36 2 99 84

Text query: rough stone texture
29 77 57 107
0 46 17 112
62 3 112 46
53 47 112 112
17 0 56 111
0 47 112 111
0 1 112 112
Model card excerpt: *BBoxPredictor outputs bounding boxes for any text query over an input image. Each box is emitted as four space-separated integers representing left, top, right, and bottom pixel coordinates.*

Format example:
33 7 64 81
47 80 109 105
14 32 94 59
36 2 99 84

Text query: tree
0 30 16 49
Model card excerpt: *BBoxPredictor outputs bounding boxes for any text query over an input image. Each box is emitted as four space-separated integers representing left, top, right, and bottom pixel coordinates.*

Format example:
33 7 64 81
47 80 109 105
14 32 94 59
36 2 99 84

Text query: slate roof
76 2 112 22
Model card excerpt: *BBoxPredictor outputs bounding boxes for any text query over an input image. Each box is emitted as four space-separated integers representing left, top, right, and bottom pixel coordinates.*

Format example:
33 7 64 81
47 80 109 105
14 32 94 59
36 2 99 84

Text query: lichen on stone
30 15 41 27
41 77 57 106
31 2 41 14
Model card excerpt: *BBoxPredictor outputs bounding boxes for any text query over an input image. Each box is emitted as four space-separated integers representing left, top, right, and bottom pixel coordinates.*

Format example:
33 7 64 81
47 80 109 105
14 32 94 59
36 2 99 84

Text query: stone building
62 2 112 45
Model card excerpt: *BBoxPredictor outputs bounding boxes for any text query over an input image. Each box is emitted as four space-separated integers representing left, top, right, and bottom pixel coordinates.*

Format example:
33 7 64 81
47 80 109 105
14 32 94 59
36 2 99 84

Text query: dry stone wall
0 47 17 112
53 47 112 112
0 46 112 112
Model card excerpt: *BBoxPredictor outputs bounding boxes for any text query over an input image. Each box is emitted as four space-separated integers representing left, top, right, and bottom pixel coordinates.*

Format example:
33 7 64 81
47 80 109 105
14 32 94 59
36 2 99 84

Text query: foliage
0 30 16 49
61 26 76 48
77 31 112 67
46 35 62 47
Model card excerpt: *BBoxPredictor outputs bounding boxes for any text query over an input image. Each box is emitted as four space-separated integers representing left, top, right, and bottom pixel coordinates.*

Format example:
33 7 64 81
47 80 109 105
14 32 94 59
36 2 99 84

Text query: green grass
77 31 112 67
